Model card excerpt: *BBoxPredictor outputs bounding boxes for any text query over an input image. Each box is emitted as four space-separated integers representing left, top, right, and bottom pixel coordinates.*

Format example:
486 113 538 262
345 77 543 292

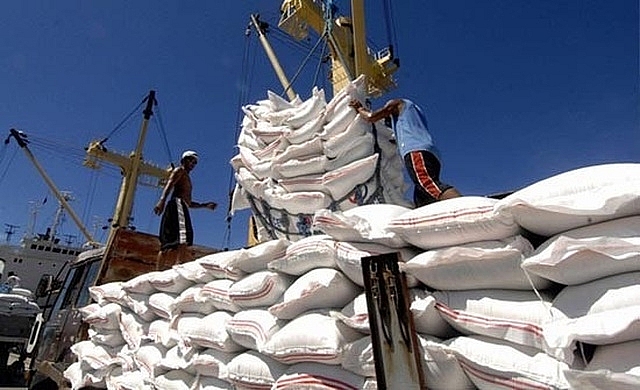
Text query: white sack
388 196 521 250
402 235 551 291
522 215 640 285
495 163 640 236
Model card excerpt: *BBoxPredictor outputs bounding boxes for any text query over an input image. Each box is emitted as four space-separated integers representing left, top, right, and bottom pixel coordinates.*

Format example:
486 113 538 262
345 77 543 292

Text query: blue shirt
391 99 440 159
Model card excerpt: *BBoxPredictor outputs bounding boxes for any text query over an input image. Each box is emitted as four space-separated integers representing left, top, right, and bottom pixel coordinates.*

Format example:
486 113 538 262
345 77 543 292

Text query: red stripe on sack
229 379 272 389
387 206 495 227
271 353 339 363
229 279 275 301
459 360 552 390
435 302 543 337
228 319 268 342
276 374 358 390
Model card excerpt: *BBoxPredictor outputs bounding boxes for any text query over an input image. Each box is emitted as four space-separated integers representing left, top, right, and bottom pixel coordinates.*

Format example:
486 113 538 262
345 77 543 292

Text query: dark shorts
159 198 193 251
404 150 453 207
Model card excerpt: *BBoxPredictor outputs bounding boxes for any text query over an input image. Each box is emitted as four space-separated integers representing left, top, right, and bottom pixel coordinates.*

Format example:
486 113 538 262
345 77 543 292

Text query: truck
28 228 216 390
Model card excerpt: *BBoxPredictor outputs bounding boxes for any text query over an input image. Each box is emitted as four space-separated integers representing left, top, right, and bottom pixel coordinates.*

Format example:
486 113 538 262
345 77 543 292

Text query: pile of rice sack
230 76 411 242
66 88 640 390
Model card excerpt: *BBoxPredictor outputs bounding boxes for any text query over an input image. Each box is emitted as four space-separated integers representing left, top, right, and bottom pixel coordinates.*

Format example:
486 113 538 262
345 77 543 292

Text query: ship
0 196 85 294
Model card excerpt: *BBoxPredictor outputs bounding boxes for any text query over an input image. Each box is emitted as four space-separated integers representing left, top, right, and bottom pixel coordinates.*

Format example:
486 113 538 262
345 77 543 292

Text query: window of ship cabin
75 260 102 308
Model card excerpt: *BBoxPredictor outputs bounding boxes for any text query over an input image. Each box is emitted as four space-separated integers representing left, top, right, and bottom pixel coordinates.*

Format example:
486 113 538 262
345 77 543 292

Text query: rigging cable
280 29 328 99
312 25 330 90
221 19 256 250
0 147 18 188
153 106 176 166
99 94 147 144
382 0 399 59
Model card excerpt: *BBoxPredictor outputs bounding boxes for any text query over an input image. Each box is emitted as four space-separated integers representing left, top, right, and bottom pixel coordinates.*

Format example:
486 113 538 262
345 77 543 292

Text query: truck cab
28 228 217 389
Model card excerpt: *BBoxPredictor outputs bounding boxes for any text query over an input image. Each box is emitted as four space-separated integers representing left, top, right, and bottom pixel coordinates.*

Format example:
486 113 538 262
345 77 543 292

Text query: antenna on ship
49 191 74 241
3 223 19 243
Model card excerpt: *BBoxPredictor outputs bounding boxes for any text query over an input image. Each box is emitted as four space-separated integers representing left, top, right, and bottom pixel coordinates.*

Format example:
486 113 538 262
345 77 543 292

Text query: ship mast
84 90 171 241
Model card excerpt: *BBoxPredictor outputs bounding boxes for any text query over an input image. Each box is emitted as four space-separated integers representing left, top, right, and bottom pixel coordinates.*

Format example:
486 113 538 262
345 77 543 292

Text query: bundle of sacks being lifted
230 76 412 242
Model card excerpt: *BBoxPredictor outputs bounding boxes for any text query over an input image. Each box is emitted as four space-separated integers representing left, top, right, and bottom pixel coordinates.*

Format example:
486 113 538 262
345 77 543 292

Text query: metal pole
112 90 155 230
250 14 298 101
8 129 96 244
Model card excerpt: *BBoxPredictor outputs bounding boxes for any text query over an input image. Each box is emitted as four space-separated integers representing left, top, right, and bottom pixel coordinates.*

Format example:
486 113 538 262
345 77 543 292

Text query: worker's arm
349 99 403 123
153 167 183 215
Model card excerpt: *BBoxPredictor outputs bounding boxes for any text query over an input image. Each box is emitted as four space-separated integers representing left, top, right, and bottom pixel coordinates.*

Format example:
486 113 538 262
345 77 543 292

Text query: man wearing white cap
154 150 217 270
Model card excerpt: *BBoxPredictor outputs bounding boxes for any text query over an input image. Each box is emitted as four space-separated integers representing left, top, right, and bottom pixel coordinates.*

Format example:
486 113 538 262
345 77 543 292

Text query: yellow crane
254 0 399 99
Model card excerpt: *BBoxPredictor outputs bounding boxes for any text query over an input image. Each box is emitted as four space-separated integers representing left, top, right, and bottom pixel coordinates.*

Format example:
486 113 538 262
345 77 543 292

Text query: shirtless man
154 150 216 270
350 98 461 207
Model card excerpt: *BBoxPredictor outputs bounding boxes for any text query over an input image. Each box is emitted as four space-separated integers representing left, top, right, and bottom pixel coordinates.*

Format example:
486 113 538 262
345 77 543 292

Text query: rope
154 107 175 166
243 157 385 240
0 147 18 188
382 0 399 59
312 27 329 89
280 29 328 99
99 95 147 144
221 18 258 250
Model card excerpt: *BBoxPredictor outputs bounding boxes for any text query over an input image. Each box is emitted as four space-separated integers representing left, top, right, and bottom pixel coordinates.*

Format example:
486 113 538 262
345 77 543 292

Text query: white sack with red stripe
226 309 285 352
445 335 573 390
226 350 288 389
434 289 561 351
387 196 521 250
148 318 177 349
197 250 247 281
401 235 551 291
171 312 244 353
275 362 366 390
522 215 640 286
228 271 293 309
495 163 640 236
189 348 236 379
172 284 215 317
314 204 410 248
261 311 362 365
199 279 241 313
268 235 338 276
268 268 361 320
227 238 291 274
148 292 177 320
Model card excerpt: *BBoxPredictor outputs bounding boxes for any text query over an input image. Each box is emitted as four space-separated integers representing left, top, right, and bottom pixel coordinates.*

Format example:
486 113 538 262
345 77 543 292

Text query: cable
382 0 399 59
99 94 147 144
153 107 175 166
280 29 328 99
0 147 18 187
221 19 257 250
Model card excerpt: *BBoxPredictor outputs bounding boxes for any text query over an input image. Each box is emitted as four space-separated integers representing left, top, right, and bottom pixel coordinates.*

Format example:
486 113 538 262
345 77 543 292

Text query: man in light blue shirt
350 98 461 207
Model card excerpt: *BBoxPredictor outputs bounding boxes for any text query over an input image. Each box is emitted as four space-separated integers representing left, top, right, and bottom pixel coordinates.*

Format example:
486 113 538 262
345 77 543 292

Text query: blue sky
0 1 637 250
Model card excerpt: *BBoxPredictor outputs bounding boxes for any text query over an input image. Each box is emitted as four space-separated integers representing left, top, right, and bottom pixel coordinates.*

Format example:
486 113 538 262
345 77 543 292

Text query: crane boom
5 129 97 245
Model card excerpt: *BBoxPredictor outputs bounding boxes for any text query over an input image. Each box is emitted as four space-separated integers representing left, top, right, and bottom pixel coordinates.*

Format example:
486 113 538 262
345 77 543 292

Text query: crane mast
84 90 172 241
277 0 399 97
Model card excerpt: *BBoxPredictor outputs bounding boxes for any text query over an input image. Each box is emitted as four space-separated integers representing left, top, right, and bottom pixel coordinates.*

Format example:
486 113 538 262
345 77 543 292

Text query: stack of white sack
65 162 640 389
230 75 411 243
